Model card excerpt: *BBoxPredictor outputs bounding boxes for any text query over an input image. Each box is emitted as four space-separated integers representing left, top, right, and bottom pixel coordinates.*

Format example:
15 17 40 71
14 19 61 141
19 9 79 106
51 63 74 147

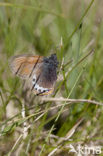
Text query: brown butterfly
9 54 59 96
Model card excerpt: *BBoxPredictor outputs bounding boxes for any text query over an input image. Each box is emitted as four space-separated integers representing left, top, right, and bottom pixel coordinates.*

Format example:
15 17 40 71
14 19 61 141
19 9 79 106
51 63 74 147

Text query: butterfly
9 54 59 96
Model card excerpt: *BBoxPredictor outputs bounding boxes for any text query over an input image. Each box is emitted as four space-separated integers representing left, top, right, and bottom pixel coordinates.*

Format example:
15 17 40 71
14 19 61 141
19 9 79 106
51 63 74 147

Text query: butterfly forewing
9 54 43 79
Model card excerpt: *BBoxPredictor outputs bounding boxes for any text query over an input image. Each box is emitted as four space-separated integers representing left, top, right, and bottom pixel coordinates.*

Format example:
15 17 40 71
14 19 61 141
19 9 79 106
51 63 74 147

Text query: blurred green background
0 0 103 155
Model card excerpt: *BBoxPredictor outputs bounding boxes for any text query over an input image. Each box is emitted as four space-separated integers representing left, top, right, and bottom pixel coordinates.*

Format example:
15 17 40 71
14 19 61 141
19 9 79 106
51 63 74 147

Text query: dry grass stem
42 97 103 106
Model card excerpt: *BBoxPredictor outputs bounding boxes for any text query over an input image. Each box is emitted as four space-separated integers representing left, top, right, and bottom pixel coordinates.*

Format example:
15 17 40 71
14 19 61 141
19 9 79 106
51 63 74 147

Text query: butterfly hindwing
31 67 55 96
37 88 54 96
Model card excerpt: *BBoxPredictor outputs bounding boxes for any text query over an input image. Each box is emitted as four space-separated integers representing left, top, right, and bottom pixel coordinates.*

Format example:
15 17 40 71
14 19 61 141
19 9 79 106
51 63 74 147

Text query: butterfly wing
31 67 55 96
37 88 54 96
10 54 55 96
9 54 43 79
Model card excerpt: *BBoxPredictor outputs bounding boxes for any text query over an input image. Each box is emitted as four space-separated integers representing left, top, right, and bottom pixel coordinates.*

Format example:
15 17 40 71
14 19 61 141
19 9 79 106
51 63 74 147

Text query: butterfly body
9 54 58 96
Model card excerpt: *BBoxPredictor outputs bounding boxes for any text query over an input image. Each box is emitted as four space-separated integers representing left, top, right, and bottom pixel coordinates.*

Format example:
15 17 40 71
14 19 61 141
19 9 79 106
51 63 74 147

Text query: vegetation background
0 0 103 155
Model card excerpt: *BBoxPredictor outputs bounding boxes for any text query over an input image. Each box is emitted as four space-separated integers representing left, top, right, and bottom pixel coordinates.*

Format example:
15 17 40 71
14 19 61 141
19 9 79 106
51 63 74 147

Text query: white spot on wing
34 83 48 92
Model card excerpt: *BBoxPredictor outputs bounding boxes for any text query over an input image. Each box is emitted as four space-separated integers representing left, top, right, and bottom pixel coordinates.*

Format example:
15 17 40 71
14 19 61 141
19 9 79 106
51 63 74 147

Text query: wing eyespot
33 78 35 82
